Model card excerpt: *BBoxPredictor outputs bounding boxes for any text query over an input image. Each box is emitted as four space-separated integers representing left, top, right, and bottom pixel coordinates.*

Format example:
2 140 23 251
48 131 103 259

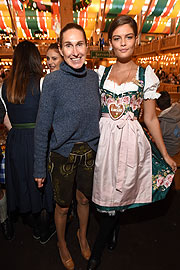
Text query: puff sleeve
97 65 106 86
144 65 161 100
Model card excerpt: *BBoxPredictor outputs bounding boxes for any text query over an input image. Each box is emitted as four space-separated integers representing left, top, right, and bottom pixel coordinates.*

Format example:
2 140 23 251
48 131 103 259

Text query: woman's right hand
34 178 45 188
163 155 177 173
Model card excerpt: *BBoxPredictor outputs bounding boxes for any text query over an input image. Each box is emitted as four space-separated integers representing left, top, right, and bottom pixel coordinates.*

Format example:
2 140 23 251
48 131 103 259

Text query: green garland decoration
73 0 92 12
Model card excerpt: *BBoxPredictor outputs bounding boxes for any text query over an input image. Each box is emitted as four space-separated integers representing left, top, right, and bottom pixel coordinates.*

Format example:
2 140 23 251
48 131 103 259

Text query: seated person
156 91 180 156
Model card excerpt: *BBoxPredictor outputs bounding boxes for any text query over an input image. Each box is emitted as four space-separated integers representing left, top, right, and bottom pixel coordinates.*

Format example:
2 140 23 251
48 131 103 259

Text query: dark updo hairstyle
47 42 60 54
156 91 171 110
108 15 138 40
59 23 87 49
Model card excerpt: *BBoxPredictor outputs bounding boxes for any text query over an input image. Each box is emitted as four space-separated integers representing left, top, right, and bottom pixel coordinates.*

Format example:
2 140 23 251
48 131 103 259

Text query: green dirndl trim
94 66 175 214
12 123 36 129
94 130 175 214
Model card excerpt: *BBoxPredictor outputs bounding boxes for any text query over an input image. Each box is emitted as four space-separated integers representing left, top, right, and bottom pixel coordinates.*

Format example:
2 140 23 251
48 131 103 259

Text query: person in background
0 99 14 240
99 33 104 51
46 43 63 72
90 36 94 46
176 73 180 84
156 67 163 79
1 41 55 244
4 70 10 79
156 91 180 156
34 23 100 270
87 15 176 270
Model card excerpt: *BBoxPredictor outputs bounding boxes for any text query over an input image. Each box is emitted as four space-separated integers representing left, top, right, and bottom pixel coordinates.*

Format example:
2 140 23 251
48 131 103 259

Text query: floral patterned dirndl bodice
100 65 145 120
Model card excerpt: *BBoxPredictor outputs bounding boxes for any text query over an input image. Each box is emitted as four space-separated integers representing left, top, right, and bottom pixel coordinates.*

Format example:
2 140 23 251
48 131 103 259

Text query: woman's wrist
161 151 169 159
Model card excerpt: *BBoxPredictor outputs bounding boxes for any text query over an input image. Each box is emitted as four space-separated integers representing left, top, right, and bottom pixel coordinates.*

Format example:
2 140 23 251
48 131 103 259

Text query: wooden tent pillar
6 0 18 46
59 0 73 29
137 12 142 45
170 18 176 34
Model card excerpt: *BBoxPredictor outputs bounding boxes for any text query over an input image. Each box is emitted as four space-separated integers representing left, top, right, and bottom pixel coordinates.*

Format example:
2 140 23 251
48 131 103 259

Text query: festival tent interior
0 0 180 42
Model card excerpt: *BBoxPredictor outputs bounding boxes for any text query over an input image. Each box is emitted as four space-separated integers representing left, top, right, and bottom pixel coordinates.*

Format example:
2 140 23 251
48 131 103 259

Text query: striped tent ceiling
1 0 180 40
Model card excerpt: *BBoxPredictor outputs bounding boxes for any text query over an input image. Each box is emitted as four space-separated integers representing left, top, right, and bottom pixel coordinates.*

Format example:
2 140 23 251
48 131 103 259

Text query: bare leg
76 189 90 251
55 203 71 260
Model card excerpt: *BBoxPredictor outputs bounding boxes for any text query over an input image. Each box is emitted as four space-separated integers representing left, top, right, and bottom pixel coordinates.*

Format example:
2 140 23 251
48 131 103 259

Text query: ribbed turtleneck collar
60 61 87 77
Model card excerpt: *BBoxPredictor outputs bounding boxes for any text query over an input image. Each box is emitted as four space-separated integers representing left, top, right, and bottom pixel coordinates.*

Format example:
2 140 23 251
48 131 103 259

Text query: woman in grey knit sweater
34 24 101 270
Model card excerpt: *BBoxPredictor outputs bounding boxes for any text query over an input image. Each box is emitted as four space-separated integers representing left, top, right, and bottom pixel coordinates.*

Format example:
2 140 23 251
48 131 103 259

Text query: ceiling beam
6 0 18 45
175 18 180 34
100 0 107 32
6 0 15 31
59 0 73 29
170 18 176 34
139 0 154 34
176 23 180 35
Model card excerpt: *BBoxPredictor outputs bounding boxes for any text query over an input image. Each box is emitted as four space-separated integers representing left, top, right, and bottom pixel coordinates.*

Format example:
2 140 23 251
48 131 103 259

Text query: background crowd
156 67 180 85
0 15 179 270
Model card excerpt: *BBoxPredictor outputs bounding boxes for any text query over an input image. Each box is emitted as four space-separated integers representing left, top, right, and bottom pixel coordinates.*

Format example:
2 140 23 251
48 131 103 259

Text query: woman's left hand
34 177 45 188
164 155 177 173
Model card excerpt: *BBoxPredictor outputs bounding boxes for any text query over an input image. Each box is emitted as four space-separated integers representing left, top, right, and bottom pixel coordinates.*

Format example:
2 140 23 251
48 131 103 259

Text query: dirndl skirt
5 127 54 214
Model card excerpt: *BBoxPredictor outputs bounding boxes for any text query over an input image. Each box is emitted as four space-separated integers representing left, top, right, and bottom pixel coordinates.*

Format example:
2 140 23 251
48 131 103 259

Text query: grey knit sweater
34 61 101 178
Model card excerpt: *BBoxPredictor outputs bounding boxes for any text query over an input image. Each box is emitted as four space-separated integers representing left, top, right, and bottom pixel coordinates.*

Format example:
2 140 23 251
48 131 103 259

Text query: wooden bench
157 89 180 103
158 83 180 93
169 92 180 103
171 152 180 190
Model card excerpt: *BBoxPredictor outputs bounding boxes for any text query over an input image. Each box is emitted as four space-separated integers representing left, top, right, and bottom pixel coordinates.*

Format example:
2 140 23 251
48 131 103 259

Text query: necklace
124 63 133 84
108 64 133 121
111 62 133 85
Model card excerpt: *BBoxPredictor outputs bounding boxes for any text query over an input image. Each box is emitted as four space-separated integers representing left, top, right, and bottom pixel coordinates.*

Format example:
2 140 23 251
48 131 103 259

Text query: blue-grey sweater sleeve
34 75 56 178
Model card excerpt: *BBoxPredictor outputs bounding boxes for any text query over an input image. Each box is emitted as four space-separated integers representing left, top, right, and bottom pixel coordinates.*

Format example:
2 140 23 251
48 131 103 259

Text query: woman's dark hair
59 23 87 48
47 42 60 55
156 91 171 110
6 40 43 104
108 15 138 40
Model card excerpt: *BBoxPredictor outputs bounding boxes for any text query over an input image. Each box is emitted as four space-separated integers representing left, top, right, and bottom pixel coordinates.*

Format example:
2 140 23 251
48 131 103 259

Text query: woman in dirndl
87 15 177 270
1 41 55 243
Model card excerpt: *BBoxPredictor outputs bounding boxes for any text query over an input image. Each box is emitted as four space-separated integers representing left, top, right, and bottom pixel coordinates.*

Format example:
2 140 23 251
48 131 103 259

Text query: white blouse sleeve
40 77 44 92
97 65 106 86
144 65 160 99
